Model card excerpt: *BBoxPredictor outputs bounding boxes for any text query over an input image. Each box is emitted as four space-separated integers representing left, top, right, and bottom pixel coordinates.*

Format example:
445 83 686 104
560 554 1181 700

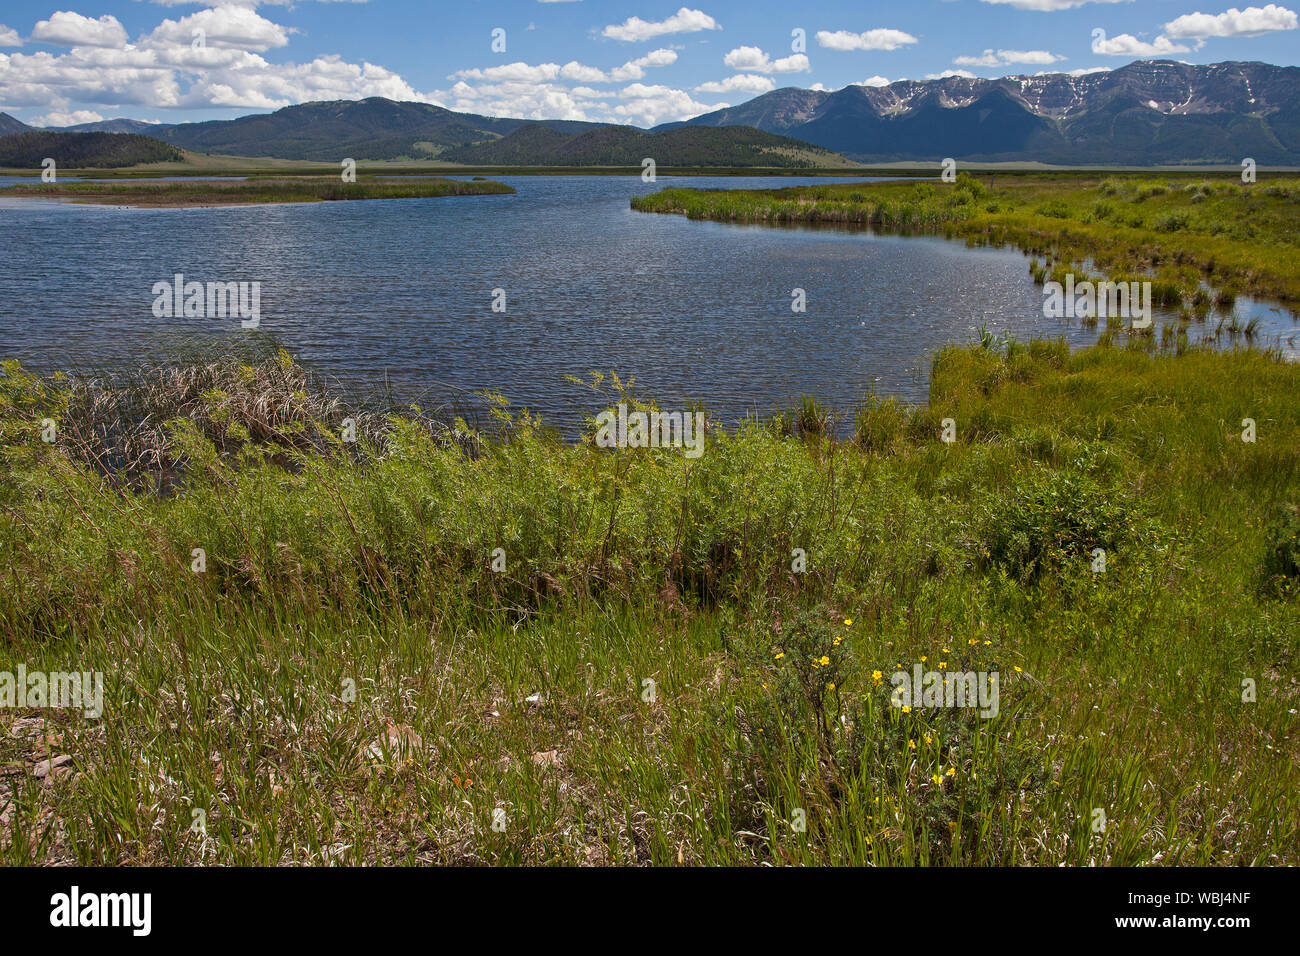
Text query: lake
1 174 1295 431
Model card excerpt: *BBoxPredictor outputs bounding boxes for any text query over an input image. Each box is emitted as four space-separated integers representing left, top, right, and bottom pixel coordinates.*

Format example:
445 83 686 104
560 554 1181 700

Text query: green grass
6 176 514 206
1 339 1297 865
632 172 1300 307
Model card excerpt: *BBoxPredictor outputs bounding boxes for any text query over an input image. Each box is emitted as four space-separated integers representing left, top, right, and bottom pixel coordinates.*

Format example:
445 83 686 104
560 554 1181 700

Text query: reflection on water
0 174 1295 431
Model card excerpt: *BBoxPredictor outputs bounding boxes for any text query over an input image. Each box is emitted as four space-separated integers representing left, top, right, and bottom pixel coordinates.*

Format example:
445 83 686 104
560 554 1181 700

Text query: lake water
1 174 1295 431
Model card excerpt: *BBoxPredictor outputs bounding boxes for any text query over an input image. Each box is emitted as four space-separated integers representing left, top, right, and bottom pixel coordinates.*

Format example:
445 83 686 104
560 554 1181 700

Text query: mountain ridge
658 60 1300 165
3 60 1297 166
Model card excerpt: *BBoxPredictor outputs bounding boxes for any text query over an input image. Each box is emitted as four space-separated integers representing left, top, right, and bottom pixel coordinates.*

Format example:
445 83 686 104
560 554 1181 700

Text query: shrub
981 468 1136 581
1261 502 1300 594
1154 211 1192 232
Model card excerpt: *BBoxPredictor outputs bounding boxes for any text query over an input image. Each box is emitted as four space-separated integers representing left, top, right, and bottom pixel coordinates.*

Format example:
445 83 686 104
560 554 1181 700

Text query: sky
0 1 1297 128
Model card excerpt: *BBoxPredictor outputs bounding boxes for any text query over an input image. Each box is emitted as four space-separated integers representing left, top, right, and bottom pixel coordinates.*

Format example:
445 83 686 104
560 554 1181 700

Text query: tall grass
1 341 1297 865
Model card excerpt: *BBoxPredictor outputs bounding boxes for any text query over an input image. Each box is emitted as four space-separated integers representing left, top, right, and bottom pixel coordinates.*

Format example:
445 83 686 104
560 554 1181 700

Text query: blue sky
0 1 1296 126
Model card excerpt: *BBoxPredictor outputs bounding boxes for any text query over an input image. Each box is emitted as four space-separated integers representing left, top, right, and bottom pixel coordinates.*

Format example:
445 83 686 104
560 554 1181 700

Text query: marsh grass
0 341 1297 865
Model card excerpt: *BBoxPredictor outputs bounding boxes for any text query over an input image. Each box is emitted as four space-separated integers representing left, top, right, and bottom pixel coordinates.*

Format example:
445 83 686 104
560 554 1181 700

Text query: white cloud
146 7 291 52
610 82 720 125
1090 30 1191 55
926 69 978 79
0 39 427 114
815 29 918 52
979 0 1131 10
31 12 128 49
451 62 562 84
452 49 677 85
602 7 720 43
722 46 810 74
143 0 371 5
854 76 893 87
0 25 21 47
436 75 722 127
695 74 776 93
434 78 595 121
1164 4 1298 40
34 108 103 126
609 48 679 80
955 49 1065 66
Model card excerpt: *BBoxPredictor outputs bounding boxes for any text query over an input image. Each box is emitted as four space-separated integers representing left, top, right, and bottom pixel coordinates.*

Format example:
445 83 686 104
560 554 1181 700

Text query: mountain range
659 60 1300 165
1 60 1296 167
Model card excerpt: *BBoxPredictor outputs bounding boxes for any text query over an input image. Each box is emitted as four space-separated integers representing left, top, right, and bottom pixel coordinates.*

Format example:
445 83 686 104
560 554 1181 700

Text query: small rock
364 722 424 763
32 755 73 780
531 749 560 768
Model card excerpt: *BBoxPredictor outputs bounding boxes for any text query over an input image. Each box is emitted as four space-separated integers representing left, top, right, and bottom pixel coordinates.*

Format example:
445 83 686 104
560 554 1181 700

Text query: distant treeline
0 131 184 168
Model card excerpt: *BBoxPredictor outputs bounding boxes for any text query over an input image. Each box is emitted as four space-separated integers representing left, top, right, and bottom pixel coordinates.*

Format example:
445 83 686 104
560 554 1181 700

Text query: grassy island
7 176 515 208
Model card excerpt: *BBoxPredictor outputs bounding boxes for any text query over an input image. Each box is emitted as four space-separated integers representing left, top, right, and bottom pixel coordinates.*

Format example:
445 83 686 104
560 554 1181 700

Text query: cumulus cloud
33 108 103 126
1164 4 1298 41
695 74 776 94
1090 29 1191 56
0 38 426 114
31 12 128 49
146 6 291 52
0 25 21 47
451 49 677 85
722 46 810 74
602 7 720 43
925 69 978 79
450 61 563 84
979 0 1130 9
609 82 719 125
815 29 918 52
854 76 893 87
954 49 1065 66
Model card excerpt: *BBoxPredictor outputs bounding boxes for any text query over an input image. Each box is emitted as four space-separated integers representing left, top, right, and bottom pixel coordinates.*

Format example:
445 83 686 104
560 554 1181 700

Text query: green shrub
981 468 1136 581
1261 502 1300 594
